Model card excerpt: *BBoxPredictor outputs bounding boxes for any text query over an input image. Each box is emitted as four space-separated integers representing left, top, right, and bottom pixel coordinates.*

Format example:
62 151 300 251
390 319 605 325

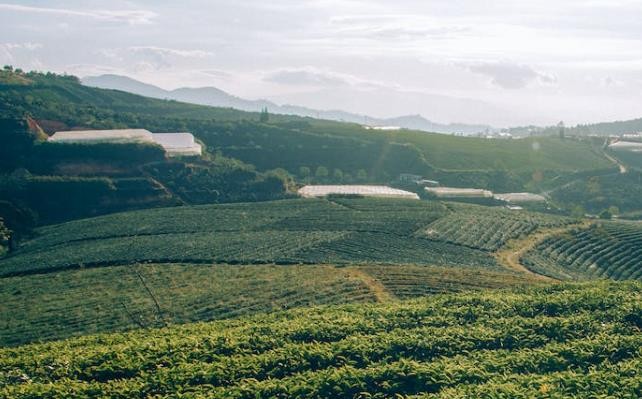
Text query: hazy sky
2 0 642 126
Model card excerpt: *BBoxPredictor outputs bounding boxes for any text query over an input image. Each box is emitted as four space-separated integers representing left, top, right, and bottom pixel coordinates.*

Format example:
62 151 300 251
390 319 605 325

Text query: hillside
83 74 495 134
0 196 583 346
1 70 611 181
1 282 640 398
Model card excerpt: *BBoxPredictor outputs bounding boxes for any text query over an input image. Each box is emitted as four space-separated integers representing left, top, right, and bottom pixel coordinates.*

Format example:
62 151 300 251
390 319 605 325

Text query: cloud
0 42 43 66
0 3 157 25
264 68 349 86
467 62 557 89
128 46 214 59
329 15 469 40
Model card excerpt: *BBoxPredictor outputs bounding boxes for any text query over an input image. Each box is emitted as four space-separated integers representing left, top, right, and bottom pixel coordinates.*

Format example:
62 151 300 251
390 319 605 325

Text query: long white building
298 185 419 199
48 129 202 157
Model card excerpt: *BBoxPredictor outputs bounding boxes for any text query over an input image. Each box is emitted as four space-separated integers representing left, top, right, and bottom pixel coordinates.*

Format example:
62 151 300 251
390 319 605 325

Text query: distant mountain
82 74 493 135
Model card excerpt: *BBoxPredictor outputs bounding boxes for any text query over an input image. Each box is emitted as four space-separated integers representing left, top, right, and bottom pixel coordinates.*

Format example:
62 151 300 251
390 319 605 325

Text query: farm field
423 202 573 251
522 221 642 281
0 198 511 276
0 263 543 347
1 282 640 398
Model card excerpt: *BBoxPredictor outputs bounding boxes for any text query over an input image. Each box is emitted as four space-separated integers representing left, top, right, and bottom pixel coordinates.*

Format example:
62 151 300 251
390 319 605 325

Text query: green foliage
551 171 642 215
522 222 642 280
0 263 376 346
0 198 512 277
423 202 573 251
0 282 640 398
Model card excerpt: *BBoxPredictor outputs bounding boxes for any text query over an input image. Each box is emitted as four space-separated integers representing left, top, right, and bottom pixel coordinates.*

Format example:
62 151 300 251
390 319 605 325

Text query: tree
259 107 269 123
298 166 311 178
333 168 344 182
315 166 329 179
557 121 565 139
356 169 368 181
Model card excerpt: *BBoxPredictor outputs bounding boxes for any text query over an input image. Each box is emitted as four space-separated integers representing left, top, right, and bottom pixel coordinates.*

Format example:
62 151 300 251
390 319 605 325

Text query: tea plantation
1 198 580 277
1 282 640 398
522 221 642 280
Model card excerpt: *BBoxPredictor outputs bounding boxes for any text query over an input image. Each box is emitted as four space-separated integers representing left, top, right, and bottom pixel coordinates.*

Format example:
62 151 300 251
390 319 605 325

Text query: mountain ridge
82 74 494 135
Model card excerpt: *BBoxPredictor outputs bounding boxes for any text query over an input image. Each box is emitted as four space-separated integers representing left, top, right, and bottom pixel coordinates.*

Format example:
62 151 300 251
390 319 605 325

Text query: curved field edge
0 263 542 347
1 281 640 398
521 221 642 281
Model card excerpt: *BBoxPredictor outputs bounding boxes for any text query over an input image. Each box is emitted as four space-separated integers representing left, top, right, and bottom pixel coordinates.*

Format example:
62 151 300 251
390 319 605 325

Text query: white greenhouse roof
609 141 642 152
152 133 202 156
494 192 546 203
151 133 195 148
49 129 154 143
426 187 493 198
298 185 419 199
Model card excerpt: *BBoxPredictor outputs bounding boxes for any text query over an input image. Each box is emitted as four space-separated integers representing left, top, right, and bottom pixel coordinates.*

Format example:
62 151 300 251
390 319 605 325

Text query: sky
2 0 642 127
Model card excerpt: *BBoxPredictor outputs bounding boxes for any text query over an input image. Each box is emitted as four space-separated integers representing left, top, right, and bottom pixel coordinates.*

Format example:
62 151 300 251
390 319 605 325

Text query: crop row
0 264 376 347
1 282 639 398
522 222 642 280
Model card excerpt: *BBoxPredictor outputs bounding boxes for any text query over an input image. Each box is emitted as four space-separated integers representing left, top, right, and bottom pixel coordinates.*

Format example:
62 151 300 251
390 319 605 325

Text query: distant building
417 179 439 187
494 192 546 203
151 133 202 157
425 187 493 198
298 185 419 200
48 129 202 157
608 140 642 152
398 173 422 183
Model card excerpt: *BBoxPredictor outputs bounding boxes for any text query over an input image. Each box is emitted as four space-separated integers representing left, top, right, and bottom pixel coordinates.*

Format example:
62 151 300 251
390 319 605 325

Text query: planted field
359 264 543 298
1 282 640 398
0 198 512 276
522 221 642 280
0 263 376 347
423 203 573 251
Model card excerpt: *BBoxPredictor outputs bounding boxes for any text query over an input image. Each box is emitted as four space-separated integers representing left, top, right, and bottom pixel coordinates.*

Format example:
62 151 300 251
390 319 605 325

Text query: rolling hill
1 281 640 398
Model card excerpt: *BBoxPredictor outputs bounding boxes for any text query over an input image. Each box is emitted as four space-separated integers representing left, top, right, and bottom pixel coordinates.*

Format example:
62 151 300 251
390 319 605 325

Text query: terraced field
0 197 598 347
423 203 573 251
522 221 642 280
1 282 640 398
0 263 547 347
0 264 376 346
0 198 502 276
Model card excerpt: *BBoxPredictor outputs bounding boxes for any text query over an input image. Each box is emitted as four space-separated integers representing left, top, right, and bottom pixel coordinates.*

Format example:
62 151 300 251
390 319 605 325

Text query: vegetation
1 282 640 398
424 203 573 251
1 198 508 276
522 221 642 280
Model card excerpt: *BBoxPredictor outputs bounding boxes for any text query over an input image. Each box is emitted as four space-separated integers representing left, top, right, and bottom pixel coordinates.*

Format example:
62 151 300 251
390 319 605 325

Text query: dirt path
345 267 395 302
494 221 592 281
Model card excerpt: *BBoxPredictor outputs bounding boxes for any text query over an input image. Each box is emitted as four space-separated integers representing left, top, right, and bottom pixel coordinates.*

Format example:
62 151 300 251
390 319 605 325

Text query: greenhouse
425 187 493 198
608 141 642 152
152 133 202 156
494 192 546 203
48 129 202 156
48 129 154 144
298 185 419 199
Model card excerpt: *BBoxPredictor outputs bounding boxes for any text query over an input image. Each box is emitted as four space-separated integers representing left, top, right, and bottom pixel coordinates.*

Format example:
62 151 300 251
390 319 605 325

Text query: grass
1 282 640 398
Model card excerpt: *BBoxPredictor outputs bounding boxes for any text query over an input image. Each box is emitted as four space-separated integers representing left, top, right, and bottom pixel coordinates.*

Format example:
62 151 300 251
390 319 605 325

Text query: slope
1 282 640 398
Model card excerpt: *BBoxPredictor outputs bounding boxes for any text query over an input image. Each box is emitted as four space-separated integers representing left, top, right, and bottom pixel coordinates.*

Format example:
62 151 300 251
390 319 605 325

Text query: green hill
1 197 579 277
0 197 574 346
522 221 642 280
1 69 611 184
1 282 640 398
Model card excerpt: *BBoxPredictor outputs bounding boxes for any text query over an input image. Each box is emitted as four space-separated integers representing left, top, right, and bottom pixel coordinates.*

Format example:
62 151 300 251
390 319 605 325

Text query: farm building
494 192 546 203
608 141 642 152
425 187 493 198
151 133 202 157
298 185 419 199
49 129 202 156
48 129 153 144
